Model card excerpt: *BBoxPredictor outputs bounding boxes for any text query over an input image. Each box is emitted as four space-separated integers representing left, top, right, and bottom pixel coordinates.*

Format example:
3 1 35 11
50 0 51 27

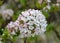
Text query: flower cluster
1 9 14 20
7 20 20 35
7 9 47 38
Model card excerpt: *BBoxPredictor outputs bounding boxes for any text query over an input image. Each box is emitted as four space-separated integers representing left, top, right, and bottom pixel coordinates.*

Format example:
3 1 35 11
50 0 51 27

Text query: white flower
18 9 47 38
11 31 16 35
20 28 31 38
7 21 14 29
29 9 35 15
1 9 14 20
7 21 19 34
7 9 47 38
22 11 30 17
29 26 34 30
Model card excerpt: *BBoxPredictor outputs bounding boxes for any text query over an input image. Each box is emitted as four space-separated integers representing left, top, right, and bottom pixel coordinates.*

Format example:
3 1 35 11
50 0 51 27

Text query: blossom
1 9 14 20
7 9 47 38
7 21 20 35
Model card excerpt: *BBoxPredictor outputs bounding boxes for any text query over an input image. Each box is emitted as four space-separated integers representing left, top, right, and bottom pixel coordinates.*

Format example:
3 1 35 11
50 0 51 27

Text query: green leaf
0 28 3 35
41 2 47 9
0 1 3 6
36 1 47 9
0 19 5 28
46 23 54 32
11 35 18 42
2 29 10 38
42 11 49 18
36 2 41 9
19 0 26 7
1 28 11 42
27 35 38 42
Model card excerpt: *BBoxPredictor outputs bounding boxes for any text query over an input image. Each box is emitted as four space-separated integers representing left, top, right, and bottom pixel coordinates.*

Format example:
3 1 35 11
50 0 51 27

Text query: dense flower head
7 9 47 38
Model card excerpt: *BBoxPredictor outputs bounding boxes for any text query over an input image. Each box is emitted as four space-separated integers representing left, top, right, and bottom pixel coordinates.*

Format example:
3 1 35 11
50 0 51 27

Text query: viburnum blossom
7 9 47 38
1 9 14 20
7 21 20 35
